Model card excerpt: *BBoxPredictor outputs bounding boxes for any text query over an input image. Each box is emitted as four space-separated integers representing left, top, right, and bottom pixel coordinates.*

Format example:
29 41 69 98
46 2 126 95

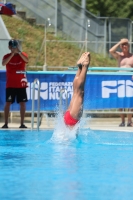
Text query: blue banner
85 74 133 109
0 71 74 111
0 71 133 111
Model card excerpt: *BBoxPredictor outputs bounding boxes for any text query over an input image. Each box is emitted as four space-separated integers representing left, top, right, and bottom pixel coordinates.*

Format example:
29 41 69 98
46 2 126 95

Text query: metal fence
7 0 105 55
107 17 132 53
1 0 133 57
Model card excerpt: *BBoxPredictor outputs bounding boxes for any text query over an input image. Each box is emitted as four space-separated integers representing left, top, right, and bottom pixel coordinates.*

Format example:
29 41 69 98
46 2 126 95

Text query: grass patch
2 15 117 70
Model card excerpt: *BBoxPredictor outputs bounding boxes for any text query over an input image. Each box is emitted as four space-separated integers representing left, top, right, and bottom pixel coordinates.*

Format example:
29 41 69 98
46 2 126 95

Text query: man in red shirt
2 39 28 128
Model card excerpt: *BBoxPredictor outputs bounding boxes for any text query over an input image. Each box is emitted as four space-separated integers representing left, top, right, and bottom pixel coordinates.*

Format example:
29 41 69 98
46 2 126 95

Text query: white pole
43 22 47 70
130 21 133 52
43 18 51 71
55 0 57 37
104 18 107 57
85 21 87 52
81 0 86 8
80 0 86 42
85 19 90 52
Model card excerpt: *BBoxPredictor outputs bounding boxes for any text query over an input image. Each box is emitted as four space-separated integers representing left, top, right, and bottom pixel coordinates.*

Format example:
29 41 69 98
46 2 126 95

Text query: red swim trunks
64 110 79 126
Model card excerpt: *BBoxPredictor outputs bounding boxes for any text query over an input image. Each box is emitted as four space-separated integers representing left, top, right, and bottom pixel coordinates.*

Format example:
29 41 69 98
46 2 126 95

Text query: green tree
73 0 133 19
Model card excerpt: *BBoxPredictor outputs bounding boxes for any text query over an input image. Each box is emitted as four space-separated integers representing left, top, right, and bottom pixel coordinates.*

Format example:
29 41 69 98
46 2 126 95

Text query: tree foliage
73 0 133 20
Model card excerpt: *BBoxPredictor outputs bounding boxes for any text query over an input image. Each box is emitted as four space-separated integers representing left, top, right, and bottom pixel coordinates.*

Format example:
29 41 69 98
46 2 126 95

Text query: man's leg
2 88 15 128
19 102 27 127
17 88 27 128
127 109 133 126
119 108 125 126
68 52 90 119
68 52 90 111
67 67 82 110
2 102 11 128
76 52 90 84
127 114 132 125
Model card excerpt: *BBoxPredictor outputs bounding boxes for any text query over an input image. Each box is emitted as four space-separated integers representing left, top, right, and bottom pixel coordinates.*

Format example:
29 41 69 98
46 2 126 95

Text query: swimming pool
0 128 133 200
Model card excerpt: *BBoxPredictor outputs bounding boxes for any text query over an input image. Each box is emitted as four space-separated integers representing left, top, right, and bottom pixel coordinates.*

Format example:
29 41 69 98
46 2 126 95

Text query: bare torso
118 52 133 68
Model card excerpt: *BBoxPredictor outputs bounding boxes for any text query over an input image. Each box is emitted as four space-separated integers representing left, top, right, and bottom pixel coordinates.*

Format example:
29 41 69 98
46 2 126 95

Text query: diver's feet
77 52 90 68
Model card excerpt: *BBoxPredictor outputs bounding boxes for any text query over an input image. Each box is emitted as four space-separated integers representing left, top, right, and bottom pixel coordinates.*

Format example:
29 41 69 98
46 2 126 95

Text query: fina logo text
102 80 133 98
26 82 73 100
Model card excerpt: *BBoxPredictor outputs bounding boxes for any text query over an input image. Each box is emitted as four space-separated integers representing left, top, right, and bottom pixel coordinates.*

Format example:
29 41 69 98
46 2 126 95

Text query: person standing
2 39 28 128
109 38 133 127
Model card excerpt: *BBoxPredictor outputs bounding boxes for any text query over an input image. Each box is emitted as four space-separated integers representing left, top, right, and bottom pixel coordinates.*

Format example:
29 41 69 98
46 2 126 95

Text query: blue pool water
1 128 133 200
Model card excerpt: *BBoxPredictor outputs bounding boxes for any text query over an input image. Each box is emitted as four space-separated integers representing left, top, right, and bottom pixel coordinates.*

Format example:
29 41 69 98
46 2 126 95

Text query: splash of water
50 110 91 144
50 111 80 143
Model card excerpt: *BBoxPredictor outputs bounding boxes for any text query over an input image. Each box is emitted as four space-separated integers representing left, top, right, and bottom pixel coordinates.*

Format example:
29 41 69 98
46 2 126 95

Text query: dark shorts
6 88 28 104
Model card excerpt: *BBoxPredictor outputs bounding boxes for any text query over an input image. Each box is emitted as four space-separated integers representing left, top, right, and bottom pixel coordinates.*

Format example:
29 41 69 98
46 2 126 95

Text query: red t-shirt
3 52 28 88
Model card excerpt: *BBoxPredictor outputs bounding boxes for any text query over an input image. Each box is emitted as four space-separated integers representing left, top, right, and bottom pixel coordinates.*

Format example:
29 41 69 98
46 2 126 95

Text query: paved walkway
0 114 133 132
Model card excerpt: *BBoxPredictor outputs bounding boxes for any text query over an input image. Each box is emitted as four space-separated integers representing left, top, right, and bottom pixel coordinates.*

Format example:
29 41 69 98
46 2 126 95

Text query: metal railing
59 89 68 114
31 78 41 131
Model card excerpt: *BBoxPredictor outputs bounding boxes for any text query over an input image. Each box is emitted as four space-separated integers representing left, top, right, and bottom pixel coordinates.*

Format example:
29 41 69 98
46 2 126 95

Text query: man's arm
19 52 28 63
109 42 121 59
109 38 129 60
2 53 14 66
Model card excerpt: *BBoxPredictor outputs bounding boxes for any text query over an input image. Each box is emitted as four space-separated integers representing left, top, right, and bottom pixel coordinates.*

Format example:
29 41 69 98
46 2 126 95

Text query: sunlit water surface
1 116 133 200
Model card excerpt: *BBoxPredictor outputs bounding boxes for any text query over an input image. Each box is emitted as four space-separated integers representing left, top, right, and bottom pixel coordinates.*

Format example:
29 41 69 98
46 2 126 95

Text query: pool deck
0 114 133 132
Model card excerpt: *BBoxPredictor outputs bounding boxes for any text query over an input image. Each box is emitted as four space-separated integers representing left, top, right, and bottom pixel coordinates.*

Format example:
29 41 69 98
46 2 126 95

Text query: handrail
31 78 41 131
83 109 133 114
59 89 68 114
68 67 133 71
88 67 133 71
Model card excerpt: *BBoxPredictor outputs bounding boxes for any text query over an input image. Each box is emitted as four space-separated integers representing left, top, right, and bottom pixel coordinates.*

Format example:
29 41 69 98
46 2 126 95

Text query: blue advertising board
85 74 133 109
0 70 133 111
